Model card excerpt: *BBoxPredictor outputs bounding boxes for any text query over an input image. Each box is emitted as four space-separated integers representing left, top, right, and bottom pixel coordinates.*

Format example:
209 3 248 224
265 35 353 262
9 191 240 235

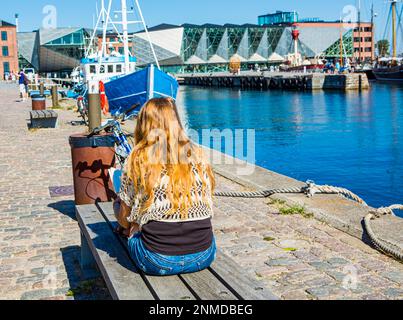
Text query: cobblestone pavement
0 83 402 300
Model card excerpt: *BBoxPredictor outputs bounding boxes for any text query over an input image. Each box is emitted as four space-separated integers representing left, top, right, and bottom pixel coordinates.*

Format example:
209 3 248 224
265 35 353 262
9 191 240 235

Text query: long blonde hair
127 98 215 218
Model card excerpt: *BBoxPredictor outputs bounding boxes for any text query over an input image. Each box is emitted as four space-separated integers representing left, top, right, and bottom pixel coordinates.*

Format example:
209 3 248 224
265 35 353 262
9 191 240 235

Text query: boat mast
358 0 362 63
340 16 343 67
121 0 131 73
101 0 107 57
391 0 397 58
371 2 375 61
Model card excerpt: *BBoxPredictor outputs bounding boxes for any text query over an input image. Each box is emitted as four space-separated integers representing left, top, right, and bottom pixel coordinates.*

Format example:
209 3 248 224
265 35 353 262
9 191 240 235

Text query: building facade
18 28 91 75
16 21 375 75
294 22 374 62
131 22 374 73
97 32 135 56
0 20 19 79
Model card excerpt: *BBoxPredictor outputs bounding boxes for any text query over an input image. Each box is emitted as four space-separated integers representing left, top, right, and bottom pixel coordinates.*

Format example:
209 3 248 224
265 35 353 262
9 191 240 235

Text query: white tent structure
268 52 285 63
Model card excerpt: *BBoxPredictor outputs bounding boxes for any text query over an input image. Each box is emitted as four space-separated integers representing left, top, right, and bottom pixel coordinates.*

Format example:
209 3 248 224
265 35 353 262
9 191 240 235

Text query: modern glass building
18 28 91 74
258 11 299 26
16 22 372 75
132 23 360 73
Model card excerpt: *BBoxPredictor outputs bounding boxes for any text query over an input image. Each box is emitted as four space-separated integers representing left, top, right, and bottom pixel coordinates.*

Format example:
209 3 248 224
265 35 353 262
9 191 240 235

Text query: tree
377 39 390 57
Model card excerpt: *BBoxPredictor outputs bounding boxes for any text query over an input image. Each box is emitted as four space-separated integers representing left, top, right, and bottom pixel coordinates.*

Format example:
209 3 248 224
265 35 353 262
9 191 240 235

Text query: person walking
18 70 28 102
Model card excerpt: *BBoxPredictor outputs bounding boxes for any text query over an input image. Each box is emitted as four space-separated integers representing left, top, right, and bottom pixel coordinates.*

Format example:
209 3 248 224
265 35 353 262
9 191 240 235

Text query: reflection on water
176 83 403 214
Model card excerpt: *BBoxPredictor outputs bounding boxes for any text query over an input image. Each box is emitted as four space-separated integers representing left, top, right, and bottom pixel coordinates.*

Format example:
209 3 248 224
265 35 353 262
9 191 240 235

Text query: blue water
176 83 403 215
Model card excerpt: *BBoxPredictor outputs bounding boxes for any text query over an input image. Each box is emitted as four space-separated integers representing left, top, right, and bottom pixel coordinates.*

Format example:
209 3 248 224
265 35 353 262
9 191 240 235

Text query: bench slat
210 253 278 300
76 204 154 300
180 269 238 300
96 202 197 301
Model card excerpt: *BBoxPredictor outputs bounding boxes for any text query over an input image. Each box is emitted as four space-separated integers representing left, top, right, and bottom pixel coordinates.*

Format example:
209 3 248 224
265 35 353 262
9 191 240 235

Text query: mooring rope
214 180 403 261
365 206 403 261
214 180 368 205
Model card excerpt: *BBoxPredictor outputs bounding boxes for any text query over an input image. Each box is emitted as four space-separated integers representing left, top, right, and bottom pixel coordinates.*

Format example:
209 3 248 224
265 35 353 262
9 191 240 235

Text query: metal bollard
51 85 59 108
39 82 45 96
88 93 101 132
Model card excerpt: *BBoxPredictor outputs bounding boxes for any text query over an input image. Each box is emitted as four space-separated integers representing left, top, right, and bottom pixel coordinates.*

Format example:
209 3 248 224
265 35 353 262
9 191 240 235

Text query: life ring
99 81 109 115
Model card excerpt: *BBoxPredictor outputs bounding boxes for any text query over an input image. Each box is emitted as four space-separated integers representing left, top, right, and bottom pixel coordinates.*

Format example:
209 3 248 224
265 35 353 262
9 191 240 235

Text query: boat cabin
81 56 136 83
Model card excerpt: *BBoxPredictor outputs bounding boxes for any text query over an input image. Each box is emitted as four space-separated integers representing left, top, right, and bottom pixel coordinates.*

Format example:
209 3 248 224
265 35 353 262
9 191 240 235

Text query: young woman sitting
114 97 216 276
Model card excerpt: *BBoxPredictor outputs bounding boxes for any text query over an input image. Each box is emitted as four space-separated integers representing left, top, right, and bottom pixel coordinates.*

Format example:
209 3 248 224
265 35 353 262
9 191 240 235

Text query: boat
373 58 403 82
104 64 179 115
373 0 403 82
73 0 178 116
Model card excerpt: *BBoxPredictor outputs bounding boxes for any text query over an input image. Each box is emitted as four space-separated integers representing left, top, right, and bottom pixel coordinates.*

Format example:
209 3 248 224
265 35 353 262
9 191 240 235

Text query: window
3 62 10 73
107 65 114 73
1 31 7 41
100 65 106 73
116 64 122 73
365 47 372 52
89 65 96 74
118 47 124 55
73 32 83 44
2 46 9 56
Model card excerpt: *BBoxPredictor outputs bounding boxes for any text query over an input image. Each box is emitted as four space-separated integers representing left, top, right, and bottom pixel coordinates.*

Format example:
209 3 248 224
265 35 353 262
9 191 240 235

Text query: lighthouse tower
287 28 303 67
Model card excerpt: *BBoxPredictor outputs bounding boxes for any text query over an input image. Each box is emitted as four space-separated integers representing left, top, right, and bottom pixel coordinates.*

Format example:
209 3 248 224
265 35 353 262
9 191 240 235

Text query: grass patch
282 247 297 252
66 279 99 297
279 205 313 219
263 236 275 242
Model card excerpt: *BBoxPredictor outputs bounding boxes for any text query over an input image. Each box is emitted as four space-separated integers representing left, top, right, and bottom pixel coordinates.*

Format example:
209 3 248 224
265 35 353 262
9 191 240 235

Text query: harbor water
176 83 403 216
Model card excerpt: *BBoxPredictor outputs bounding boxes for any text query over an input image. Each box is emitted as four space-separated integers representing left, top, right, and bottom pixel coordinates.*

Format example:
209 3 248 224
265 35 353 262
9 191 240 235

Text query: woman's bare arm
114 199 132 229
114 199 140 237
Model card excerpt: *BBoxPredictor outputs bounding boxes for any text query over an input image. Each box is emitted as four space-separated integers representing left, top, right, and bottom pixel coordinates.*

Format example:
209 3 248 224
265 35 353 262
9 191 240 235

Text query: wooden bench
30 110 58 129
76 202 278 300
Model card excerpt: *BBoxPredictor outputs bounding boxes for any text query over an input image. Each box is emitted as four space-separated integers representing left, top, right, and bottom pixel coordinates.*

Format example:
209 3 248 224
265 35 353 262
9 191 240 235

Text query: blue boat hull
104 65 179 116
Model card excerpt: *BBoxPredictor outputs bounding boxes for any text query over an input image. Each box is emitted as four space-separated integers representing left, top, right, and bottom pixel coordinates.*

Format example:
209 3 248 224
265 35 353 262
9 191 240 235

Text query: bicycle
88 104 139 167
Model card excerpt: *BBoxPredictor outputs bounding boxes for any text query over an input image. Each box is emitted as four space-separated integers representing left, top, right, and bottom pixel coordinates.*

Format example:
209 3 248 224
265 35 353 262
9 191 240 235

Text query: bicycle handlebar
123 104 140 118
87 104 140 138
87 119 117 138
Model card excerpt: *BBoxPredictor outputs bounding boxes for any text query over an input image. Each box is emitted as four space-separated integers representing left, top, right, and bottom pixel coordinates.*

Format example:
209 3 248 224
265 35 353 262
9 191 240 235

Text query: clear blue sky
0 0 396 39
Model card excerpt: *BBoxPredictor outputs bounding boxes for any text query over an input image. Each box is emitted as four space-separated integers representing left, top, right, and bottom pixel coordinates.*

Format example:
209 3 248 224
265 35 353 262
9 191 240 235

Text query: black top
141 218 213 256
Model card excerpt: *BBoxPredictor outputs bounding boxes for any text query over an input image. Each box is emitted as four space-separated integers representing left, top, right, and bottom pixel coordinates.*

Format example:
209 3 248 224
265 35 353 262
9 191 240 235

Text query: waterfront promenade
0 83 402 300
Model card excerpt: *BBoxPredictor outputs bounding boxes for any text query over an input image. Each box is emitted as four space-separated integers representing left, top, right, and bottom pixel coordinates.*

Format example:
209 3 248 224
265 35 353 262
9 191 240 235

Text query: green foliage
279 205 313 218
66 279 99 297
377 39 390 57
263 236 275 242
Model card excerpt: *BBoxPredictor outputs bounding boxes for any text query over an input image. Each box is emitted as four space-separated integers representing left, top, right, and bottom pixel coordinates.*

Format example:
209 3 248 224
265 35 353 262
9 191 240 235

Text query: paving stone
265 258 300 267
306 285 348 299
308 261 334 271
20 289 55 300
383 287 403 300
281 289 311 300
381 271 403 285
326 257 351 267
